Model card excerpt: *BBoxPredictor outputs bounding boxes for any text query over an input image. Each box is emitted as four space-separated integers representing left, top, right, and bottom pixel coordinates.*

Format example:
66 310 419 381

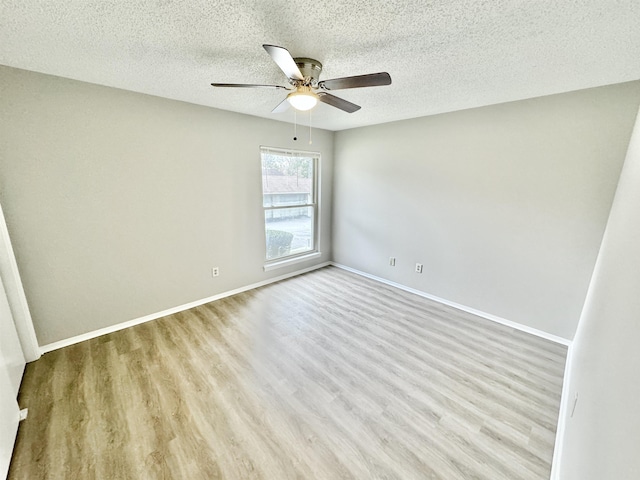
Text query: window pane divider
263 203 316 211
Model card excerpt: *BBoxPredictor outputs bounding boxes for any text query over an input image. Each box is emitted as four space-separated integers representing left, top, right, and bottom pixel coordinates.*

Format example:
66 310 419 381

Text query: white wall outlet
389 257 396 266
415 263 423 273
212 267 220 277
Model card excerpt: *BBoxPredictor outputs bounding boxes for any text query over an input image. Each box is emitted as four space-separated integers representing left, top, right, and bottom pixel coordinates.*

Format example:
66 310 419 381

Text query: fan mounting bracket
292 57 323 87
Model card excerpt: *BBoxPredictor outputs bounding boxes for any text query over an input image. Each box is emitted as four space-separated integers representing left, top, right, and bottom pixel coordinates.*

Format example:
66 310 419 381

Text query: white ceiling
1 1 639 131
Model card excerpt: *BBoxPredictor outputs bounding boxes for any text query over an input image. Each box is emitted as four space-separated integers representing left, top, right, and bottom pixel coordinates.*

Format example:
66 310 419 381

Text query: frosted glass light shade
287 89 318 111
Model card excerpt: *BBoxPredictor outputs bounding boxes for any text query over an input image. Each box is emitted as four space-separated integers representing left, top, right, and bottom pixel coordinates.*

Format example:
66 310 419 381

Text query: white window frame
260 146 320 270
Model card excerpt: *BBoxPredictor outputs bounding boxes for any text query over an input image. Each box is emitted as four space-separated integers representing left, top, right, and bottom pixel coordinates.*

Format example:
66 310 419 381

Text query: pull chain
309 109 313 145
293 110 298 141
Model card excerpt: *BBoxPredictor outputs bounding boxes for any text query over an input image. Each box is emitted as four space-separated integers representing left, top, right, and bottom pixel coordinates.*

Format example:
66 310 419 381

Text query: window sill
263 252 322 272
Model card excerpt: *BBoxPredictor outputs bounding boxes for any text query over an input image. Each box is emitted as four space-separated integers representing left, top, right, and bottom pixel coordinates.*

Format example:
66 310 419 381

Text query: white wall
0 65 334 346
556 108 640 479
333 82 640 340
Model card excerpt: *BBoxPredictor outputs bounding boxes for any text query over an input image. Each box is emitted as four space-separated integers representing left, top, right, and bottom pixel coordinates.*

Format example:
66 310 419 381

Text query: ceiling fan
211 45 391 114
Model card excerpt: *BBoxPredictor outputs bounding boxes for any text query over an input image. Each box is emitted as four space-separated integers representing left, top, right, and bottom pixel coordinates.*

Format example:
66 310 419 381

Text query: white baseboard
40 262 331 354
330 262 572 346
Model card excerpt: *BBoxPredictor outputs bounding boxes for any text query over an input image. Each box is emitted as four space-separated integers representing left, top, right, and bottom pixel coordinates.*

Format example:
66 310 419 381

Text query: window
260 147 319 264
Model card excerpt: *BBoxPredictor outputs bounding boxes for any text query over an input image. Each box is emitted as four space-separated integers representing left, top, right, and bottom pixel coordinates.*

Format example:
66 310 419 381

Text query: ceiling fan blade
317 93 361 113
263 45 304 81
271 98 291 113
211 83 286 89
318 72 391 91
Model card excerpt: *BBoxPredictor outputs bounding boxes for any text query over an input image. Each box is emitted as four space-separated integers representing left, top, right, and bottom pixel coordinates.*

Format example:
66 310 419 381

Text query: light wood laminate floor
9 266 567 479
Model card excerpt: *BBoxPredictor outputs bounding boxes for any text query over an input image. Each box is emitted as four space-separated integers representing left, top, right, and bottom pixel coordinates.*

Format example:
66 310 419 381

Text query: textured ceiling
1 1 639 131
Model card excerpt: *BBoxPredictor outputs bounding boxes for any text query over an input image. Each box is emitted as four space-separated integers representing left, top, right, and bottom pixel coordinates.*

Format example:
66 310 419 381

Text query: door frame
0 363 20 480
0 202 40 362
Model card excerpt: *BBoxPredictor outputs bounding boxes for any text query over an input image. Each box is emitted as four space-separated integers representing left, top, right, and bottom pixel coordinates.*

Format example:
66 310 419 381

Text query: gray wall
333 82 640 340
0 66 334 345
557 108 640 479
3 62 640 347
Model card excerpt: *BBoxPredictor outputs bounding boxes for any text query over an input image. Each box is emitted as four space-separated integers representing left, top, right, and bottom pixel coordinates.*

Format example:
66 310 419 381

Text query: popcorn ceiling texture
1 0 639 131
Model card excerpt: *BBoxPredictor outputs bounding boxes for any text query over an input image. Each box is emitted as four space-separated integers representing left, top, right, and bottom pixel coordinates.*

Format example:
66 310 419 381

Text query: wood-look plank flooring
9 266 567 479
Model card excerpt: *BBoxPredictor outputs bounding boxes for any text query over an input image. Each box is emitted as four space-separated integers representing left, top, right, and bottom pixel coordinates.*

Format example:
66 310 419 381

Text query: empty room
1 1 640 479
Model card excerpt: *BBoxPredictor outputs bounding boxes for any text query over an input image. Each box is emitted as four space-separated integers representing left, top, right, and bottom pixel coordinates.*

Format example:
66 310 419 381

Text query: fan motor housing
294 57 322 86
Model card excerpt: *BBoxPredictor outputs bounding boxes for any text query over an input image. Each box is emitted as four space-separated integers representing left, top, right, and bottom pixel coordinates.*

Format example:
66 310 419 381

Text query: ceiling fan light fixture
212 45 390 115
287 87 318 111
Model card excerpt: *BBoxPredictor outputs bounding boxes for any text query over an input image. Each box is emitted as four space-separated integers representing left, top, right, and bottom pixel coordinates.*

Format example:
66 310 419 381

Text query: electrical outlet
212 267 220 277
389 257 396 266
415 263 423 273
